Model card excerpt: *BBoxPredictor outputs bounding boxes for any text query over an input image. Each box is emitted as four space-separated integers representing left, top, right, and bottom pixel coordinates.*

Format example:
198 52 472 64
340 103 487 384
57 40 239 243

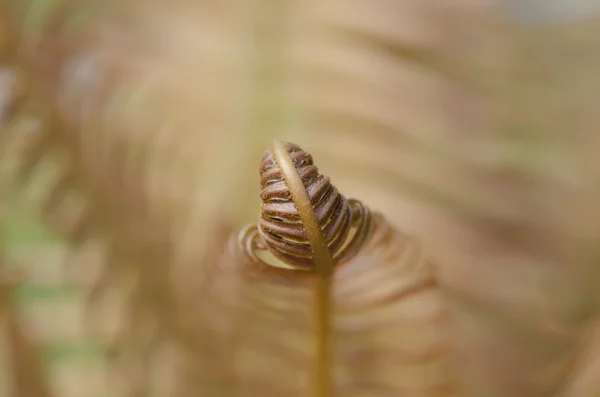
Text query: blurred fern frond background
1 1 600 397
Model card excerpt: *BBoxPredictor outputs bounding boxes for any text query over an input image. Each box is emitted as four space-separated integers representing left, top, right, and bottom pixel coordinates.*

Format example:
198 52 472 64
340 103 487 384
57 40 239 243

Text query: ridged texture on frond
179 220 454 397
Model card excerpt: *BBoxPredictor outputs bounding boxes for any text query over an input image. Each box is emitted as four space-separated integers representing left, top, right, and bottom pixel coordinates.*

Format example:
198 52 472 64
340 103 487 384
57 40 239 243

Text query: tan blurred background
2 1 600 397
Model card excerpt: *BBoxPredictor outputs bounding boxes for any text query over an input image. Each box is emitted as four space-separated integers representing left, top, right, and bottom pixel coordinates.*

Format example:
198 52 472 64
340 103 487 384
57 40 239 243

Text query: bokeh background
2 1 600 397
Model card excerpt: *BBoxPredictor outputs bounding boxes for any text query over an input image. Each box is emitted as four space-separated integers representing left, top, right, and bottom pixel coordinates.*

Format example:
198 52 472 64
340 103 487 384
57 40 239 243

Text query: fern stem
271 140 333 397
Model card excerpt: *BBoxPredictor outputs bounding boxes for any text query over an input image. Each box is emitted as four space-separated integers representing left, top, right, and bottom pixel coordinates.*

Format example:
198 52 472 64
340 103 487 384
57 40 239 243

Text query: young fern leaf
179 142 455 397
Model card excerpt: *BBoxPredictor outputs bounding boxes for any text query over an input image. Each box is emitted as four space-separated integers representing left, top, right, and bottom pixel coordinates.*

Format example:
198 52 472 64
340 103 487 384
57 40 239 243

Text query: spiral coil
240 142 377 271
203 169 452 396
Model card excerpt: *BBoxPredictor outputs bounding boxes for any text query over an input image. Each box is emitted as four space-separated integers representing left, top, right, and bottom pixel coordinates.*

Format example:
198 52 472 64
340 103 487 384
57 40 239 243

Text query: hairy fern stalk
1 1 600 397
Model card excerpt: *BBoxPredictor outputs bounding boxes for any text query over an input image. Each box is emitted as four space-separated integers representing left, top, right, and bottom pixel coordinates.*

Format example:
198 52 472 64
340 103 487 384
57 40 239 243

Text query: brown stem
271 140 333 397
